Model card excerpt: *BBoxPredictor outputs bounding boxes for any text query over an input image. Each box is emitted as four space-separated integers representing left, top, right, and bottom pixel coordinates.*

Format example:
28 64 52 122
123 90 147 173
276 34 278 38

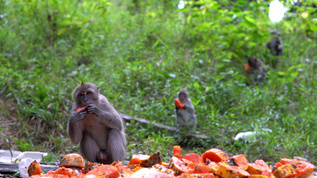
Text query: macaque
266 29 283 68
67 82 126 164
245 56 268 81
174 89 197 132
266 29 284 56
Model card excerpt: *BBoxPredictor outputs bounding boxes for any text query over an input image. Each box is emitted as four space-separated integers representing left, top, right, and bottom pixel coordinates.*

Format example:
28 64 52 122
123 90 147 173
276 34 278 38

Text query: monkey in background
245 56 268 82
266 29 284 68
174 89 197 132
68 82 126 164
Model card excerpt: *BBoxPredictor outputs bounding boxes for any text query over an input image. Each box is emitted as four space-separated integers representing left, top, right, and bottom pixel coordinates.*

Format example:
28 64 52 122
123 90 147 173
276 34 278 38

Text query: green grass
0 0 316 165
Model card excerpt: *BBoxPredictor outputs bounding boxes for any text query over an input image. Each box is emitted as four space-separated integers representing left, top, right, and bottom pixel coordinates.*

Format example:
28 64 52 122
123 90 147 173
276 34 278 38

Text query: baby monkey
174 89 197 132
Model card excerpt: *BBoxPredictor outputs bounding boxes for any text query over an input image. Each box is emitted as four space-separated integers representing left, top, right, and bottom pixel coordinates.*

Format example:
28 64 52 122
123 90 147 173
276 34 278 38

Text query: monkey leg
107 129 126 162
80 133 100 163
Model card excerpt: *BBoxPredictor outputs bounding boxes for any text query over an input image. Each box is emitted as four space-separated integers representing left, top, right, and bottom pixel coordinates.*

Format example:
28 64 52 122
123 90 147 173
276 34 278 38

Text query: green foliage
0 0 316 165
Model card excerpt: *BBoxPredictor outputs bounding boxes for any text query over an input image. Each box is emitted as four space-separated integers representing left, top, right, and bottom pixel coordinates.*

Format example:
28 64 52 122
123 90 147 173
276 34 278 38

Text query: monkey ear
97 86 99 91
81 81 84 85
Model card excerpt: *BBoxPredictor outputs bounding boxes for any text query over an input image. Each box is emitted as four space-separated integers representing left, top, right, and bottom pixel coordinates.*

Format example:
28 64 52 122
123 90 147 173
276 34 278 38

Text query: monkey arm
67 112 84 144
96 110 124 131
184 99 195 114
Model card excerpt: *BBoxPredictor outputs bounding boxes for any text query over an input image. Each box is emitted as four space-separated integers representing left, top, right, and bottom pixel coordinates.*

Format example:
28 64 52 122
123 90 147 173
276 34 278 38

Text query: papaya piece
28 160 42 176
52 167 80 177
83 162 102 174
131 168 174 178
279 158 315 178
248 175 269 178
187 163 213 174
111 161 134 176
247 160 269 175
181 173 215 178
162 162 170 167
272 164 296 178
173 145 182 159
216 162 250 178
245 64 251 71
295 161 315 178
205 160 219 174
128 154 150 165
168 156 190 175
86 165 120 178
228 154 249 170
274 162 283 168
175 99 185 110
201 148 229 163
76 106 87 112
59 153 85 168
261 169 275 178
132 166 143 172
182 153 201 164
139 152 162 167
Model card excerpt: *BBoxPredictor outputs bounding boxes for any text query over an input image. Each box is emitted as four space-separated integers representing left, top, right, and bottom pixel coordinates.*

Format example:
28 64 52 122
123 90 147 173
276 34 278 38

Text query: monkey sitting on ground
266 29 284 68
174 89 197 132
245 56 268 82
67 82 126 164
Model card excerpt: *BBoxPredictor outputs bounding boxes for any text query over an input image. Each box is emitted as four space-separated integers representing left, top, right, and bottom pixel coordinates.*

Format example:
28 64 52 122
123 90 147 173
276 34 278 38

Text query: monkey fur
266 29 284 68
246 56 268 82
67 82 126 164
175 89 197 132
266 29 284 56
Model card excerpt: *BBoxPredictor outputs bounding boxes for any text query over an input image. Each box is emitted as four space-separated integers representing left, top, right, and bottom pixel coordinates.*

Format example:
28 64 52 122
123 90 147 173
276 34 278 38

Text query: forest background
0 0 317 165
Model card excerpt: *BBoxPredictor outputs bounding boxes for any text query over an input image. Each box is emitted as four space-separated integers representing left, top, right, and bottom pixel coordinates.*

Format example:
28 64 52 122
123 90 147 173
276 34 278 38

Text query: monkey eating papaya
174 89 197 132
67 82 126 164
244 56 268 82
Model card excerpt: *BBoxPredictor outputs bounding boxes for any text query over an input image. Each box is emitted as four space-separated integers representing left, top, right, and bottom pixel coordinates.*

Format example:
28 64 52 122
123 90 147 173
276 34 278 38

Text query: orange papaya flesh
128 154 150 165
86 165 120 178
279 158 315 178
28 160 42 176
205 160 219 174
182 153 201 164
168 156 190 175
76 106 87 112
175 99 185 110
247 160 270 175
272 164 296 178
201 148 229 163
173 145 182 159
228 154 249 170
187 163 213 174
216 162 250 178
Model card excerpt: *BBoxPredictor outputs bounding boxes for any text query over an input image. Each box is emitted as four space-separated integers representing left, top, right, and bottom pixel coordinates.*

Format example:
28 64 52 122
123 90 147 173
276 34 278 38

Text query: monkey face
178 89 188 103
247 56 261 69
73 83 99 106
77 90 94 105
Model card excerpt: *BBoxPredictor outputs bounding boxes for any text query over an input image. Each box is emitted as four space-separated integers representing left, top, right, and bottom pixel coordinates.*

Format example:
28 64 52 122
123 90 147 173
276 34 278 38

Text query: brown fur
67 82 126 164
175 89 197 131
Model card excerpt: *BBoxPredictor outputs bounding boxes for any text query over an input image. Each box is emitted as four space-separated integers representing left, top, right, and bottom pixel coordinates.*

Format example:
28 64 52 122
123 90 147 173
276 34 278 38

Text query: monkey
174 89 197 132
266 29 283 56
266 29 284 68
245 56 268 82
67 82 126 164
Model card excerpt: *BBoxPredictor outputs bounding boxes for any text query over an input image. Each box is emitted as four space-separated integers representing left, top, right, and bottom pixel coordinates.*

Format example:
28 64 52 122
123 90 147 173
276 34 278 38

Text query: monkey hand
183 105 187 110
175 106 180 110
87 104 100 115
71 109 87 121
